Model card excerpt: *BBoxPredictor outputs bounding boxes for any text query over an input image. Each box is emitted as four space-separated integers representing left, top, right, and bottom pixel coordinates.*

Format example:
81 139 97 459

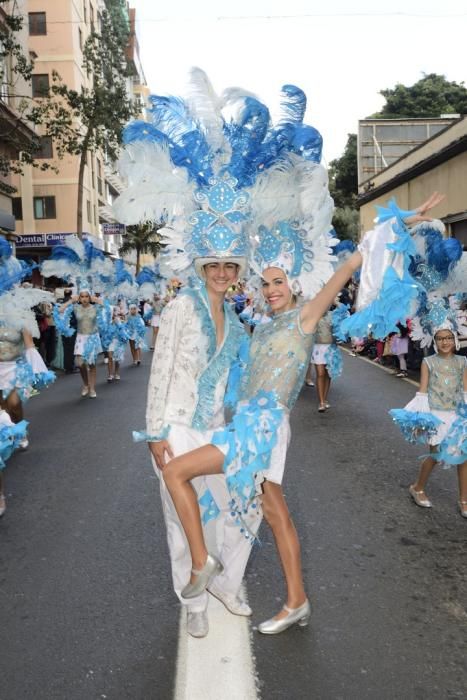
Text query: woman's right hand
148 439 174 470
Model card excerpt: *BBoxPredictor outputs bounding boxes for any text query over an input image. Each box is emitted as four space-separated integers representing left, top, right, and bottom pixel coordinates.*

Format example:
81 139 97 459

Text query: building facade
358 116 467 248
0 0 38 242
11 0 149 266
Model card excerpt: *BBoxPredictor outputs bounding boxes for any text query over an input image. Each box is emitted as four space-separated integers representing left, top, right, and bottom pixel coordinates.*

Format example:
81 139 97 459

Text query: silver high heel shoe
181 554 224 599
257 599 311 635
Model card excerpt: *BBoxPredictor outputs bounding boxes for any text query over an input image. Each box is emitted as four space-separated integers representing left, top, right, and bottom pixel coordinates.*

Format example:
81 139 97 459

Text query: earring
291 279 302 296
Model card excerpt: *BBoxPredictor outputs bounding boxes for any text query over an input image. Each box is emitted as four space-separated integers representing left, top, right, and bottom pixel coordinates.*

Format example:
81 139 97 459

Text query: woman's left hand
404 191 445 225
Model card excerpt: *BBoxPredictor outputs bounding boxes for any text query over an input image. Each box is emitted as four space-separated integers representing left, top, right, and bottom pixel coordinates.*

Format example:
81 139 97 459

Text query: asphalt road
0 348 466 700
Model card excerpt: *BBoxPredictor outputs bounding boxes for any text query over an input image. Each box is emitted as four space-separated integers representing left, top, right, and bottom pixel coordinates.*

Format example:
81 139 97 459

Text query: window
83 1 87 24
28 12 47 36
86 200 91 222
31 74 49 97
12 198 23 220
35 136 53 159
34 196 56 219
97 159 103 195
93 204 97 225
79 28 83 51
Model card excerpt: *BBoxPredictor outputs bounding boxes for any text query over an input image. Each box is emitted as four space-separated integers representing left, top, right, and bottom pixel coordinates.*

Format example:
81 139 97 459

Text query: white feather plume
0 288 54 337
186 67 227 156
113 142 196 225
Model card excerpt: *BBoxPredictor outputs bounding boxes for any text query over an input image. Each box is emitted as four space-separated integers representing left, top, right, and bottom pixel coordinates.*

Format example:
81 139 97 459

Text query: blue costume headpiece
113 68 336 294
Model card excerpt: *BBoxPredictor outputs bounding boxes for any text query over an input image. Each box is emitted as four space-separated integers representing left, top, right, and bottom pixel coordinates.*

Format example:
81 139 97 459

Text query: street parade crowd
1 70 466 641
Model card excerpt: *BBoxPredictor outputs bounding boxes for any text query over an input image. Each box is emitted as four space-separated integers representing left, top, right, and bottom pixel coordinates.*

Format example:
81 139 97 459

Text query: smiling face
261 267 294 313
203 261 239 295
434 330 455 355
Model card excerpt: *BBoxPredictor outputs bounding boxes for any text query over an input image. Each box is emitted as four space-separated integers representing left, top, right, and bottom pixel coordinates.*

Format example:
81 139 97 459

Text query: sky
128 0 467 164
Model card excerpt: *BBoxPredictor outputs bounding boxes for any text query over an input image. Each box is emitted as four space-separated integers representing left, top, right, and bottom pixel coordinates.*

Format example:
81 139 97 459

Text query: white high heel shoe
257 599 311 635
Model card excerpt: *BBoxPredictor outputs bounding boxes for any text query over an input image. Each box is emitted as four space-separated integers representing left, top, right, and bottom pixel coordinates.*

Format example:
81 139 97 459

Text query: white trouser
154 424 262 613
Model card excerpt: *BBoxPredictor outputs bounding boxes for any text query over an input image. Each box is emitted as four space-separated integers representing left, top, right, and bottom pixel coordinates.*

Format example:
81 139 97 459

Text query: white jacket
145 288 245 440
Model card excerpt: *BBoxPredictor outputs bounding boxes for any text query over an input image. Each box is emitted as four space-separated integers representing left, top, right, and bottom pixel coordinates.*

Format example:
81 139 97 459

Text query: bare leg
129 340 137 362
107 352 114 378
305 363 314 385
5 390 23 424
457 461 467 502
323 370 331 404
163 445 224 576
412 446 438 498
88 365 96 392
77 357 88 388
261 481 307 618
0 471 5 515
315 364 327 409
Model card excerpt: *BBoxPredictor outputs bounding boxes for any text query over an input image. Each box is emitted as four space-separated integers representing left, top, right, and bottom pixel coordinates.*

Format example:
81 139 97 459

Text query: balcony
104 163 125 195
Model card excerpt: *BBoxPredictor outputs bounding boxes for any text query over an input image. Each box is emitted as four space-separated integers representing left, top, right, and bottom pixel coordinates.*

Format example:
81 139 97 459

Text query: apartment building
0 0 38 242
11 0 149 265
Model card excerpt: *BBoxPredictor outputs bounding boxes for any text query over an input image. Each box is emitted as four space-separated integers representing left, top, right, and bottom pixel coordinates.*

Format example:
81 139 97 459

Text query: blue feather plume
136 266 157 285
115 259 134 285
0 239 13 259
278 84 307 125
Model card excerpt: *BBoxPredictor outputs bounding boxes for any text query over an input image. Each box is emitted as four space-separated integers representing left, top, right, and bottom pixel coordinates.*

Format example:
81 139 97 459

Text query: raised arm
300 251 362 334
59 295 78 313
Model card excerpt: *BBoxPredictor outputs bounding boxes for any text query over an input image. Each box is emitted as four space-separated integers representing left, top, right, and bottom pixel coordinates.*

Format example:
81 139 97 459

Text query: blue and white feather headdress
112 69 336 293
41 236 114 294
0 239 54 336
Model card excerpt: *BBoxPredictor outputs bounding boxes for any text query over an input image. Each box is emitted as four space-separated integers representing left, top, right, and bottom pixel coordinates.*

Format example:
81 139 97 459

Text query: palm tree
118 222 162 274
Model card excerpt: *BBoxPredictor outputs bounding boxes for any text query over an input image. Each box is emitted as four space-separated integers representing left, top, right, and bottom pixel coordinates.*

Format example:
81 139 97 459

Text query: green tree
39 0 138 237
331 207 359 242
119 222 162 274
372 73 467 119
328 134 359 240
329 133 358 209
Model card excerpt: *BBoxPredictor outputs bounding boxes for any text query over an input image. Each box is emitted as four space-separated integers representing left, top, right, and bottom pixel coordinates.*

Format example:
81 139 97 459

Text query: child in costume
390 323 467 517
126 303 146 365
106 307 129 382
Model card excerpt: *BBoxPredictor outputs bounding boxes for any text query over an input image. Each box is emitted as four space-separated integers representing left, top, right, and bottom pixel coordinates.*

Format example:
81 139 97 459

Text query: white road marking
174 590 258 700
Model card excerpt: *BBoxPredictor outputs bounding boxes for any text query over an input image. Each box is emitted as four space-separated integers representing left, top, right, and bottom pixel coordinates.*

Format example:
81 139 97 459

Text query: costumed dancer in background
126 303 146 366
389 301 467 517
106 306 129 382
60 290 104 398
42 237 113 400
310 307 342 412
0 408 28 516
149 293 163 349
115 69 265 639
334 194 466 517
0 240 55 515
